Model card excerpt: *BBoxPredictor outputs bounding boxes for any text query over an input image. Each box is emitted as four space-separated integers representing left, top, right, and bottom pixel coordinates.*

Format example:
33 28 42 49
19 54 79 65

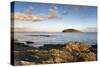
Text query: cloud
82 27 97 32
12 9 61 21
12 5 66 21
12 6 45 21
48 8 58 19
47 6 62 19
12 12 44 21
11 26 33 32
12 12 28 20
24 6 34 15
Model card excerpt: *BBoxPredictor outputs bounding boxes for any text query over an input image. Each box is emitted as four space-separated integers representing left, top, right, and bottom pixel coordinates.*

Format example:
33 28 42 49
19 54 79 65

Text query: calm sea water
14 32 97 47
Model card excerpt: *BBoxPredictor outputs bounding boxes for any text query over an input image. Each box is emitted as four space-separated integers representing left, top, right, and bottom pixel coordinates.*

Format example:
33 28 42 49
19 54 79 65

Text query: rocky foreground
13 40 97 66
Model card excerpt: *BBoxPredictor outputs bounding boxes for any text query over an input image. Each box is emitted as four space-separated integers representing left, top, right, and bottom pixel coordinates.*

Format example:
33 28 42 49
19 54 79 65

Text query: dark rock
25 41 34 44
89 45 97 54
92 45 97 49
39 44 64 50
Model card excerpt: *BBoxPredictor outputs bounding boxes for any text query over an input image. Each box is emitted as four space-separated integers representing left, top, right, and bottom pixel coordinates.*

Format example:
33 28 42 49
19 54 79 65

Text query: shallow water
14 32 97 47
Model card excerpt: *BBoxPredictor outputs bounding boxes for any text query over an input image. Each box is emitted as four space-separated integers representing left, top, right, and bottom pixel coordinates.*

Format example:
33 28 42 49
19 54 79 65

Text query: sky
11 1 97 32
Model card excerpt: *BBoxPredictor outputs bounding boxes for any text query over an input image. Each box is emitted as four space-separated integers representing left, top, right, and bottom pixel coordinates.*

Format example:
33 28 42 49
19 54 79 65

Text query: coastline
12 39 97 66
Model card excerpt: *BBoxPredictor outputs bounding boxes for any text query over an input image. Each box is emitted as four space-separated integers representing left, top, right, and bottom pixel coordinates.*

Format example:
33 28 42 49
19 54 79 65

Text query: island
62 28 81 32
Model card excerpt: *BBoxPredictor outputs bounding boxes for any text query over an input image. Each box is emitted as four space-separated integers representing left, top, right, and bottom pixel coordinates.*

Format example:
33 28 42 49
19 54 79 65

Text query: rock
26 41 34 44
42 58 54 64
49 49 63 56
19 60 33 65
54 57 64 63
79 52 96 61
39 44 64 50
62 29 80 32
92 45 97 49
14 41 36 51
79 42 90 52
49 49 74 62
63 41 96 61
61 51 74 62
63 41 91 53
14 41 97 65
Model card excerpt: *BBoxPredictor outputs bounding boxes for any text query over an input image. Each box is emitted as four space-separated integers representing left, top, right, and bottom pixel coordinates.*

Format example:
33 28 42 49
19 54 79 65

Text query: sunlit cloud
12 12 44 21
12 5 94 22
12 3 76 22
13 12 28 20
12 6 64 21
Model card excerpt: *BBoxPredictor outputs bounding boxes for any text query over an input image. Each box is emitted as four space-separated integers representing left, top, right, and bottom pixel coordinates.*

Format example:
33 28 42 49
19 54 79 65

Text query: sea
14 32 97 47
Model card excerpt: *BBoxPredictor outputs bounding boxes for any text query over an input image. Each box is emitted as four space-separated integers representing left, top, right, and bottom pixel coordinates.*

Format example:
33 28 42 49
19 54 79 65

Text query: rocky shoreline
12 39 97 66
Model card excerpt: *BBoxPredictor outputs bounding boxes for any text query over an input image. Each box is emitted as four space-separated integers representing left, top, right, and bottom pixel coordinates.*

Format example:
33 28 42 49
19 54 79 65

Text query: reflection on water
14 32 97 47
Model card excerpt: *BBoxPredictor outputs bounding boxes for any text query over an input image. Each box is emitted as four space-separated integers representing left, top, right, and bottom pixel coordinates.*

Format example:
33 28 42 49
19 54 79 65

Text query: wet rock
39 44 64 50
26 41 34 44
